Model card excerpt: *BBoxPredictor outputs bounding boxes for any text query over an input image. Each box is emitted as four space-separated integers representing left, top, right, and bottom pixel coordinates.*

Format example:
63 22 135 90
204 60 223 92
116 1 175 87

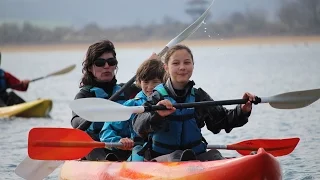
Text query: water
1 43 320 179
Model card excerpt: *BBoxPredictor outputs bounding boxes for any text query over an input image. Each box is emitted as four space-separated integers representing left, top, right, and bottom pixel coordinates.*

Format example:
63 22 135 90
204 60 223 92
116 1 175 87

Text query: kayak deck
0 99 52 118
59 148 281 180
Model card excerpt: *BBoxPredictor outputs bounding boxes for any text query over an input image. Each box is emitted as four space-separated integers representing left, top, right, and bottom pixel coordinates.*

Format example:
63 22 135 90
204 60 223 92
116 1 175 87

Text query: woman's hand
119 138 134 150
148 52 161 61
241 92 255 113
156 99 176 117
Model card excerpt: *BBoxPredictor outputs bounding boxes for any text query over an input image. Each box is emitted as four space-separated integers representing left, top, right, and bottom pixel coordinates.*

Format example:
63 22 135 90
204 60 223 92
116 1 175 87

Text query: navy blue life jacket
0 69 7 93
151 84 207 155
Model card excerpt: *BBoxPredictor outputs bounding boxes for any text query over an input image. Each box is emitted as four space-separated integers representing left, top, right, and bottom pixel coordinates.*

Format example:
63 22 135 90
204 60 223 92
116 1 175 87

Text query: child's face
141 78 162 96
165 49 194 85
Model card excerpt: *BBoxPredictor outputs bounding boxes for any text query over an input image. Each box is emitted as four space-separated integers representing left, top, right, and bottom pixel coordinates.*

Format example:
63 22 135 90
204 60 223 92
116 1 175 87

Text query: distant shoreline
1 36 320 53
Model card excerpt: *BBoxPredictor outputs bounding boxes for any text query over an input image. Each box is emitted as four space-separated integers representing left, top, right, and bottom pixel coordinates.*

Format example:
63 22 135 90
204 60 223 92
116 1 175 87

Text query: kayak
59 148 281 180
0 99 52 118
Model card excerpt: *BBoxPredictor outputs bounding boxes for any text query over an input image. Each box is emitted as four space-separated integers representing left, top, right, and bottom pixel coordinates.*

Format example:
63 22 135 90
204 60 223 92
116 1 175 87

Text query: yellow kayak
0 99 52 118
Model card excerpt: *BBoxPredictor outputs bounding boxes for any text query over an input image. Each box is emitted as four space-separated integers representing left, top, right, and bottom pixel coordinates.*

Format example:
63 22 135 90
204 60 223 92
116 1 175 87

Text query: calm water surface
1 43 319 179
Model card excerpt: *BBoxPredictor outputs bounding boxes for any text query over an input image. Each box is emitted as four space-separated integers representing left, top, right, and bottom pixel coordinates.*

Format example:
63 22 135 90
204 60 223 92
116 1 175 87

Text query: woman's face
165 49 194 86
90 52 117 82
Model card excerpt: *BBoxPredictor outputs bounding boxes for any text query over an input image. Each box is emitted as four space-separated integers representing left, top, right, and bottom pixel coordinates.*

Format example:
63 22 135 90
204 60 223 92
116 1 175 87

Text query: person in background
70 40 140 161
100 55 165 161
0 52 30 107
133 44 256 162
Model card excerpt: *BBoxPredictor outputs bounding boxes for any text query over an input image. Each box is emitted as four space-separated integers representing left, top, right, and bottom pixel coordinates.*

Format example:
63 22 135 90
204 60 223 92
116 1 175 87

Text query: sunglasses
94 58 118 67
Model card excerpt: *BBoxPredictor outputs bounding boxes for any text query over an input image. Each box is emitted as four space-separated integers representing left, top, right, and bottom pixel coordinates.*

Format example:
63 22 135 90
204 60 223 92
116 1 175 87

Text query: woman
133 44 255 162
71 40 140 161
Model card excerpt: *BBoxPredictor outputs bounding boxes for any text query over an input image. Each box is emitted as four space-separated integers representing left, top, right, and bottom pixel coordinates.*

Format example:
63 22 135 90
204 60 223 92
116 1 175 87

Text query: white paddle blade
48 64 76 77
166 0 214 48
69 98 145 122
261 88 320 109
15 156 63 180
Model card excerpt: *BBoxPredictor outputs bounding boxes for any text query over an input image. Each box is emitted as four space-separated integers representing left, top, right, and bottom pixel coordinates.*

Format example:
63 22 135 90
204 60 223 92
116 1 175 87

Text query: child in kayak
132 44 256 162
99 55 165 161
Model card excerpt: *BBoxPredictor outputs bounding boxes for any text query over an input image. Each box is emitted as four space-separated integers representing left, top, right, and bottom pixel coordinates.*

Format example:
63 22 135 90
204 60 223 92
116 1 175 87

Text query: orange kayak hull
59 148 281 180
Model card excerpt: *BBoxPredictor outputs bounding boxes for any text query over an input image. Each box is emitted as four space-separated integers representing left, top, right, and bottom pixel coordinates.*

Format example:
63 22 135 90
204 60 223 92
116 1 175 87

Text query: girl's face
90 52 117 82
140 78 162 96
165 49 194 88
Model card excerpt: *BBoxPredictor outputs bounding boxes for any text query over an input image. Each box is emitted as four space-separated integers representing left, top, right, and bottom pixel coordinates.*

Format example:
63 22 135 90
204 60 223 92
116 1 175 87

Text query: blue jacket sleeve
99 99 139 149
99 122 124 143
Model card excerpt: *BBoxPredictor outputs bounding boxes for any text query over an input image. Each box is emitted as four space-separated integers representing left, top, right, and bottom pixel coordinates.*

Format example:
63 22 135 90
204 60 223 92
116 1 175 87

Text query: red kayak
59 148 281 180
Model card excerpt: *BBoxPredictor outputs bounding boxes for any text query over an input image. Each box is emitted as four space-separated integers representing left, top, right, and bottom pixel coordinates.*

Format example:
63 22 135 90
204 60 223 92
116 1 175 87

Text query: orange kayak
59 148 281 180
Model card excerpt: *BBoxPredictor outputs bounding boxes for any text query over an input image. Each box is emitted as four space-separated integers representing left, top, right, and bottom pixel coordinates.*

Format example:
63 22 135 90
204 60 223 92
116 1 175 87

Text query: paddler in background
133 44 256 162
100 56 165 161
0 51 30 107
70 40 140 161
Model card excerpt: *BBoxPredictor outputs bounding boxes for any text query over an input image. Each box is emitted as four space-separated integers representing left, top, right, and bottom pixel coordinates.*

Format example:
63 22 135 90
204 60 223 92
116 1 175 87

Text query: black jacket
133 79 251 139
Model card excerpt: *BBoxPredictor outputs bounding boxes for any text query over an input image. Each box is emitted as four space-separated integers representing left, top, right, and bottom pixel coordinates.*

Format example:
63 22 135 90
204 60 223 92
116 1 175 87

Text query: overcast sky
0 0 281 28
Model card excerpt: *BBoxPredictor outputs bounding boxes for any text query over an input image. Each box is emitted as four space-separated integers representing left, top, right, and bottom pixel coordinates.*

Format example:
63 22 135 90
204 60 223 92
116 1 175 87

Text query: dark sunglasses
94 58 118 67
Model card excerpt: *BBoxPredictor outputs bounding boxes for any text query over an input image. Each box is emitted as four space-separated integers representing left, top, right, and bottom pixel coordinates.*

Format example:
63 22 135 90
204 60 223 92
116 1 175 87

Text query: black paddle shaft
144 97 262 111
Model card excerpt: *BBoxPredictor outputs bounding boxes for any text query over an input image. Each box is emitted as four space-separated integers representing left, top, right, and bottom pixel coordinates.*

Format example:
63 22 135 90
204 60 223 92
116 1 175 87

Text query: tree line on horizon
0 0 319 45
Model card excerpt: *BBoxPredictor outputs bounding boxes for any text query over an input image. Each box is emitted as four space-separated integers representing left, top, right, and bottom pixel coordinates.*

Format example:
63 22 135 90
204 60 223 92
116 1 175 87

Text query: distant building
185 0 211 21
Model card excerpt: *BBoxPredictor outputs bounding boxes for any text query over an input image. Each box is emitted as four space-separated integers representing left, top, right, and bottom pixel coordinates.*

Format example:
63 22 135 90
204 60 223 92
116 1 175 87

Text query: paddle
15 157 63 180
108 0 214 101
207 137 299 157
27 127 299 160
69 88 320 122
10 64 76 88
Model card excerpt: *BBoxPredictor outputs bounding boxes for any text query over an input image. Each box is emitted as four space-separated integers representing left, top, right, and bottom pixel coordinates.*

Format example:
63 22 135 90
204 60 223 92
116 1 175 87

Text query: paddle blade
15 156 63 180
48 64 76 77
165 0 214 49
69 98 144 122
28 128 96 160
232 137 300 157
263 88 320 109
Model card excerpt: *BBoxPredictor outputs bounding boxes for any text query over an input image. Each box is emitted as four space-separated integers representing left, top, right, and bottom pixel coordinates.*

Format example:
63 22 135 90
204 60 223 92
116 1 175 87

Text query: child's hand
241 92 255 113
156 99 176 117
119 138 134 150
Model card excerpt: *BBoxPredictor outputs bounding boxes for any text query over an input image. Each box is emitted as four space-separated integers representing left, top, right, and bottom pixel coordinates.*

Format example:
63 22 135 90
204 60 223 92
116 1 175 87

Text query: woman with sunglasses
71 40 140 161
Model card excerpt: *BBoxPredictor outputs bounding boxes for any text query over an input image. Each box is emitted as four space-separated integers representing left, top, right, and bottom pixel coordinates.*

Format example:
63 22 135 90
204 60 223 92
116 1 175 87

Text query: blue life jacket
123 91 148 139
82 85 126 134
0 69 7 93
151 84 207 155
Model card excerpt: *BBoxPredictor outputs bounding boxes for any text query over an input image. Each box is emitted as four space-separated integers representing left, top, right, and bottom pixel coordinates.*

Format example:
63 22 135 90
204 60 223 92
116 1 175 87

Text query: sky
0 0 282 29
